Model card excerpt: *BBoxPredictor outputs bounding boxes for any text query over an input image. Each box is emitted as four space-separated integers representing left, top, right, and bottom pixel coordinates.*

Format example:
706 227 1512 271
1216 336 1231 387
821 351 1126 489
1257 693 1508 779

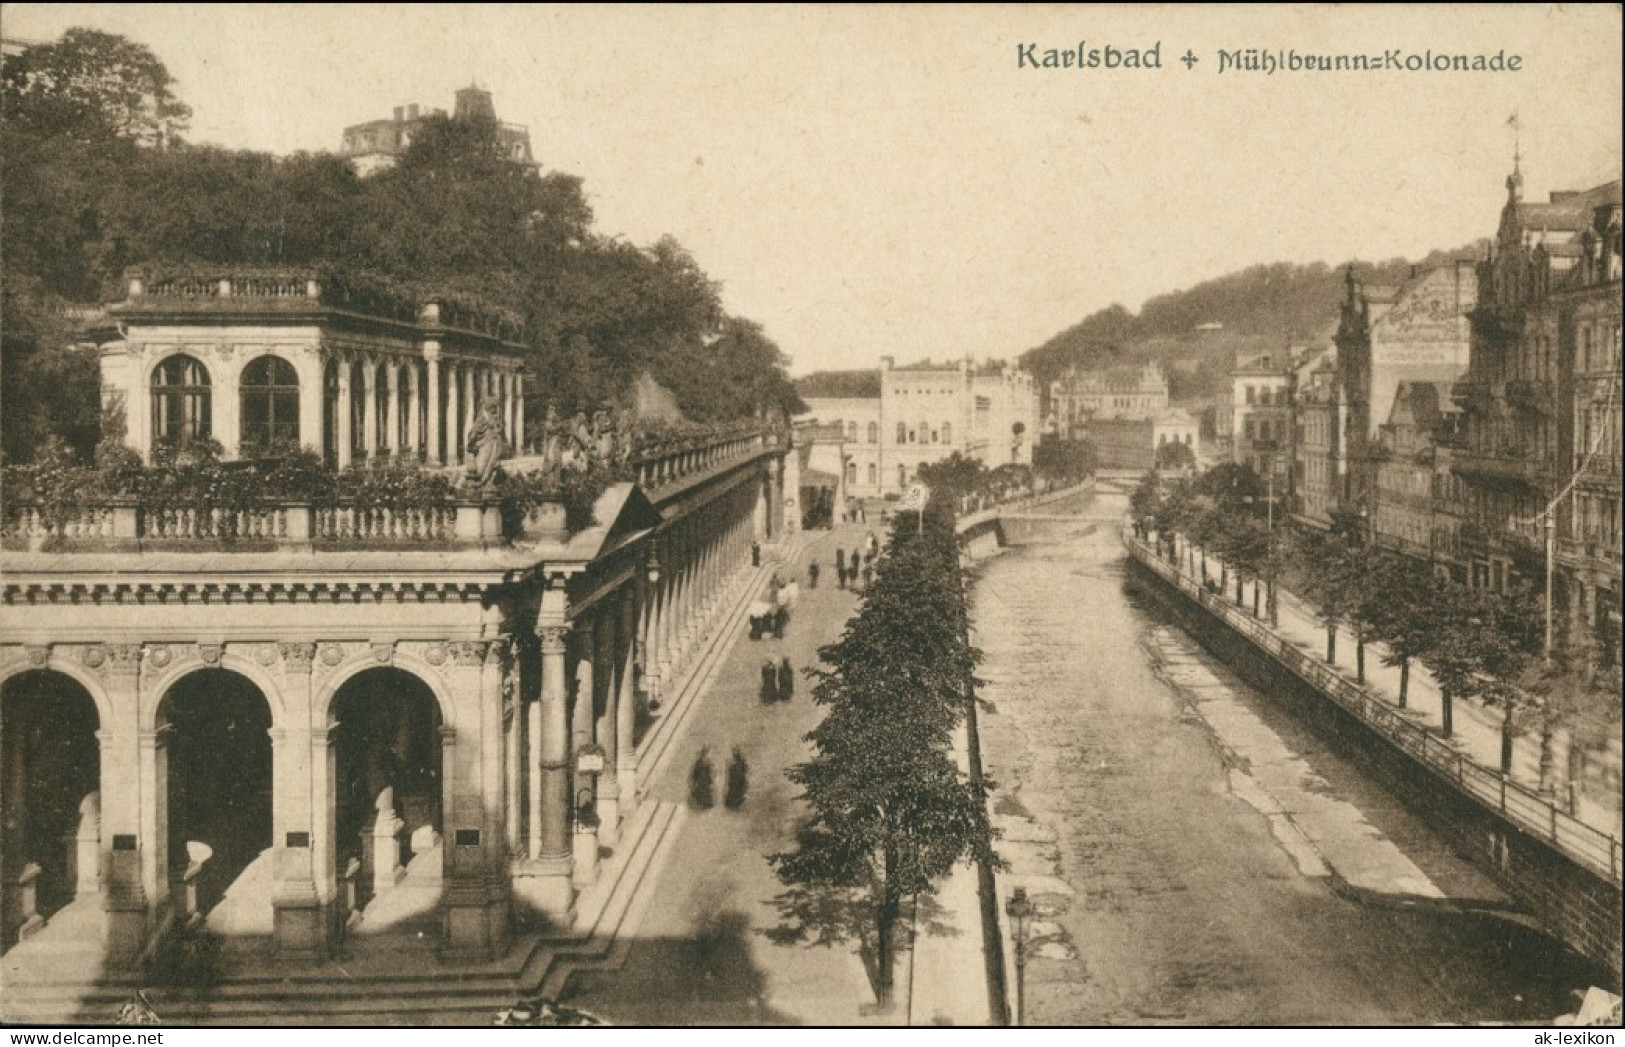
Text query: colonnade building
102 271 528 467
1 269 791 978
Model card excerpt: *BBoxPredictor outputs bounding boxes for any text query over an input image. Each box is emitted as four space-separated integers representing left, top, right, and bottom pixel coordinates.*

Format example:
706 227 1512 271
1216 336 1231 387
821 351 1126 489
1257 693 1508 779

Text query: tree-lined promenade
1130 467 1623 834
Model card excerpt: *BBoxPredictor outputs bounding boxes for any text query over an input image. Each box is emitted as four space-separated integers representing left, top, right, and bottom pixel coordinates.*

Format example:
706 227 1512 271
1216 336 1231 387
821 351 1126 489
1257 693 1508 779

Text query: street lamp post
1005 886 1033 1027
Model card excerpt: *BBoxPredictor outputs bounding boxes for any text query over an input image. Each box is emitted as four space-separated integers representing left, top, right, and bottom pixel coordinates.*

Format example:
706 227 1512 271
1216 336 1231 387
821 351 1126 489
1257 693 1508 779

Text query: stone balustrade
632 431 773 490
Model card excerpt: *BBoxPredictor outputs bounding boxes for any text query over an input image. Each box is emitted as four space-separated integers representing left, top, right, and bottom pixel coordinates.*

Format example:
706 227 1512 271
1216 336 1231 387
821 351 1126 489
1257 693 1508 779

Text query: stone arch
313 653 457 734
143 652 288 734
1 669 102 945
153 667 275 921
323 664 449 917
0 655 115 731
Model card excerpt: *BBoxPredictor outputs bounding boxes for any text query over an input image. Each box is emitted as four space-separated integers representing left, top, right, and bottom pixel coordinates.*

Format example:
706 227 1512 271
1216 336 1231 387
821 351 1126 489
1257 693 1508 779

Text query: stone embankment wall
1125 541 1623 984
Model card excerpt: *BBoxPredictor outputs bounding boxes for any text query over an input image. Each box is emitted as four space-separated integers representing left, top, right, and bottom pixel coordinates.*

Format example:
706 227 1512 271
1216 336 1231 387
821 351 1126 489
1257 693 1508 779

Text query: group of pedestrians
824 531 880 591
748 574 798 640
688 745 749 811
759 656 796 704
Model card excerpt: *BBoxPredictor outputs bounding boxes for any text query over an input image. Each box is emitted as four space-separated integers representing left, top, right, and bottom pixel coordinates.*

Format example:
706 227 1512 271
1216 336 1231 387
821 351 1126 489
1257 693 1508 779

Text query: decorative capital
278 642 316 674
449 640 488 667
106 644 142 677
537 625 569 654
484 637 509 666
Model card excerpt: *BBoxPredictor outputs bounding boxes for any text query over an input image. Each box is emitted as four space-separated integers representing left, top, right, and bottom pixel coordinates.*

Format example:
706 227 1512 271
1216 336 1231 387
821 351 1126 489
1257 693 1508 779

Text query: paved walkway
560 523 903 1025
1162 534 1623 840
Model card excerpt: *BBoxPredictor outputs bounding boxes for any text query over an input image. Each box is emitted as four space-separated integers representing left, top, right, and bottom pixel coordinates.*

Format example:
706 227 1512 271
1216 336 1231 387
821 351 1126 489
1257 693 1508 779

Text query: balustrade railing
1124 531 1623 885
315 505 455 543
634 431 771 490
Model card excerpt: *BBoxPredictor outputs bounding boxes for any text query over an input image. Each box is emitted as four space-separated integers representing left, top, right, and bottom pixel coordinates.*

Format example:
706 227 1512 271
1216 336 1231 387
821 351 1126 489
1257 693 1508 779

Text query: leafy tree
917 452 988 509
1032 438 1094 484
2 28 191 147
1296 527 1358 664
1363 558 1440 707
773 505 998 1007
1154 439 1196 471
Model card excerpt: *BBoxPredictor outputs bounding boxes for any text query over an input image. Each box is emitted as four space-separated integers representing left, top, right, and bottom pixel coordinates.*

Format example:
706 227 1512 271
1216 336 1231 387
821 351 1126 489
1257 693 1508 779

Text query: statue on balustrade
540 402 565 471
465 398 507 488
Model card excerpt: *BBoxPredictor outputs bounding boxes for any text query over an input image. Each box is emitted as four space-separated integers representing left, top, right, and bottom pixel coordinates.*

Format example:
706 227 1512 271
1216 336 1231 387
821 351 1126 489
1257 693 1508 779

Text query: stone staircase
1 800 681 1026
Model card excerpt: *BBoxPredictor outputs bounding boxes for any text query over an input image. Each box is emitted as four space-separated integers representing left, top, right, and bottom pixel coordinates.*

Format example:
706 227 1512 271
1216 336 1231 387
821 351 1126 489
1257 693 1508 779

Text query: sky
5 4 1621 375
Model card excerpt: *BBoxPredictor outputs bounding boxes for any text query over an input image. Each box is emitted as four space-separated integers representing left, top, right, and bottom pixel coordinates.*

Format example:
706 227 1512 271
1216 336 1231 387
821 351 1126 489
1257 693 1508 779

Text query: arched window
846 461 857 484
941 422 952 445
867 422 878 444
867 463 877 485
919 420 929 445
240 356 300 454
846 421 858 442
896 422 907 444
151 355 211 447
897 464 906 488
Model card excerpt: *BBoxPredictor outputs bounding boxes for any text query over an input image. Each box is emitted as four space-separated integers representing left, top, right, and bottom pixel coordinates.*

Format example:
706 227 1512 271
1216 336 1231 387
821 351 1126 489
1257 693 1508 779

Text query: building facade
797 357 1040 498
1453 170 1621 664
1229 350 1293 482
0 269 793 983
103 271 528 468
1371 381 1466 578
340 86 536 177
1049 361 1169 437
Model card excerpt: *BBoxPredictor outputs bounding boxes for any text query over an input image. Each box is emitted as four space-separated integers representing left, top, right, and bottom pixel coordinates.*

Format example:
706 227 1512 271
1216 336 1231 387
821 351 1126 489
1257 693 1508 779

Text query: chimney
393 106 404 122
407 104 419 120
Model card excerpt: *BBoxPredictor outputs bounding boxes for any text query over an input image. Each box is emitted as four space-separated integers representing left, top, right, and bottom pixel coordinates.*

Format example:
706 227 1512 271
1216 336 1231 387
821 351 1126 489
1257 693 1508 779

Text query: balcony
1451 446 1545 489
1451 378 1491 410
1557 537 1623 576
1505 378 1554 417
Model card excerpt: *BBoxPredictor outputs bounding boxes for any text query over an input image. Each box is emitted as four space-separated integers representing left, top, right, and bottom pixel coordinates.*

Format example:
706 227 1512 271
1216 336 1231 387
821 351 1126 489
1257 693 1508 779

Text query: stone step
2 801 686 1026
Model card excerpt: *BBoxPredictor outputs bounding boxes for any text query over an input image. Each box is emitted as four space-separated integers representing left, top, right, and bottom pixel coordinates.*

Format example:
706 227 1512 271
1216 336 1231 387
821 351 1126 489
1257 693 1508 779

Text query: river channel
970 482 1601 1026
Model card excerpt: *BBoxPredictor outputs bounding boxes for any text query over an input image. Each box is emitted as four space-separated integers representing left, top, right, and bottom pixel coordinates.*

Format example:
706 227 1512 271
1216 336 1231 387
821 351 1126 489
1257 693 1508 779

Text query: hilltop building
340 85 536 176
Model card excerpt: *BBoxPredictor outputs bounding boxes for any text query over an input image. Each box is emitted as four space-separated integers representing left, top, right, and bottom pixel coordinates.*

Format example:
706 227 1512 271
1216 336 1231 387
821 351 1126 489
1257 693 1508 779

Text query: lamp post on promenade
1005 887 1033 1027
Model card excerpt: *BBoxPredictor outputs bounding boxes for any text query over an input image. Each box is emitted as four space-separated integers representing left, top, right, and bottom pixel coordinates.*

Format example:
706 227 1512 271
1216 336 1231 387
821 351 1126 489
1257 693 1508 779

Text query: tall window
846 421 858 442
151 355 212 447
896 422 907 444
867 422 878 444
240 356 300 453
941 422 952 445
867 463 877 485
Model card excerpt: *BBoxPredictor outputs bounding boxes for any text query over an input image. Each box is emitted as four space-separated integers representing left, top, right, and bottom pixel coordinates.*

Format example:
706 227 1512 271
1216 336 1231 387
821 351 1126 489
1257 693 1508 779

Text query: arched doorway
1 671 100 948
158 670 272 920
331 669 443 913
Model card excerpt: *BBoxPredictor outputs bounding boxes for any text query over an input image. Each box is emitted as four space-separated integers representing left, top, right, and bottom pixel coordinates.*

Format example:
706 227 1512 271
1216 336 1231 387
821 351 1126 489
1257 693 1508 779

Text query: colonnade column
424 350 442 465
526 605 575 922
335 357 353 470
100 645 146 964
398 365 412 464
608 588 637 842
462 367 477 458
445 363 461 466
361 359 379 460
385 360 401 458
513 375 526 454
271 642 322 960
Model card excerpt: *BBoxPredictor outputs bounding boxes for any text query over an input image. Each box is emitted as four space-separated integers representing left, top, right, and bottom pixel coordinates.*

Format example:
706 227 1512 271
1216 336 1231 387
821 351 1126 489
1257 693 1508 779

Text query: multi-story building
1334 262 1477 514
340 86 536 177
1291 346 1339 530
797 357 1040 498
1553 185 1622 666
1371 381 1467 579
1454 168 1621 666
1229 350 1293 483
1049 361 1168 437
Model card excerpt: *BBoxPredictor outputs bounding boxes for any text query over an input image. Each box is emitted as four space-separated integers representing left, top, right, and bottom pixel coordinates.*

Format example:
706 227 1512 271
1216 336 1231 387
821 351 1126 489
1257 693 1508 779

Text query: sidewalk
558 524 899 1025
1162 533 1623 840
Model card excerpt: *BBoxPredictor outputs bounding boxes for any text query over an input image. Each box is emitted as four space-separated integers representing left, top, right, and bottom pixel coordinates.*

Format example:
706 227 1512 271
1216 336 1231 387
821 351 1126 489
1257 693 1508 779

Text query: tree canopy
2 28 800 463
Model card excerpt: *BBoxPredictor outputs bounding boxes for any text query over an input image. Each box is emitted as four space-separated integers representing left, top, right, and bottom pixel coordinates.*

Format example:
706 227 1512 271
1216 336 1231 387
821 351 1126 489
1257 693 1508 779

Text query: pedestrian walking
866 531 878 559
772 604 787 639
724 747 749 810
777 657 794 702
808 562 820 589
760 659 778 704
836 563 848 590
689 748 715 810
835 548 846 574
861 563 873 588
